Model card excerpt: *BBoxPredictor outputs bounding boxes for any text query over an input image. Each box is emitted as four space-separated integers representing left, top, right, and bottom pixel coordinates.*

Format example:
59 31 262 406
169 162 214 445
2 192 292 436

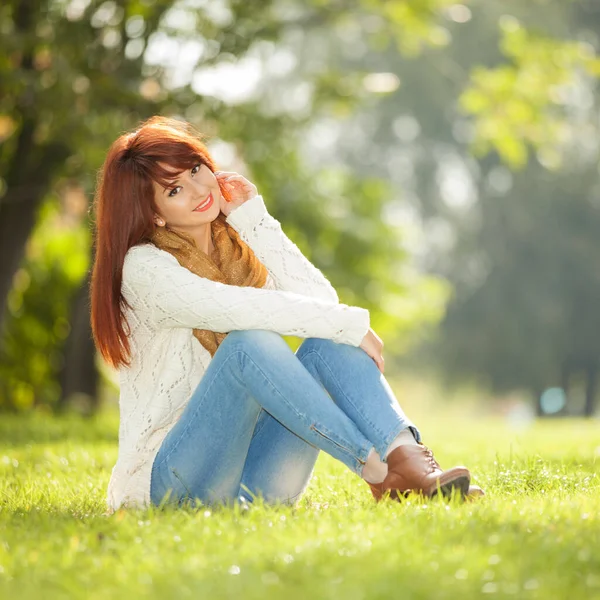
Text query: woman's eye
168 186 182 197
191 164 201 175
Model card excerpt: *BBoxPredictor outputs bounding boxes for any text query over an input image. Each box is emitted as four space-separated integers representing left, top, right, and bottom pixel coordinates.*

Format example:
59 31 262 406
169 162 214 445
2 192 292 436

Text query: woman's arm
225 194 339 303
123 245 369 346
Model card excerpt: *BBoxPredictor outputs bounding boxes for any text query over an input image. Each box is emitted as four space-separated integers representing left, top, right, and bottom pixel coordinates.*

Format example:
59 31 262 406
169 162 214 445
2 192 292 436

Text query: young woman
90 116 480 513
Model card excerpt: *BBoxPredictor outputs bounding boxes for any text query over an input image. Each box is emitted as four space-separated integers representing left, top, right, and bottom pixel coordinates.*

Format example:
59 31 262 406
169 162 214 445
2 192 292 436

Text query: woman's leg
236 337 424 505
295 337 422 458
151 329 396 507
295 338 472 499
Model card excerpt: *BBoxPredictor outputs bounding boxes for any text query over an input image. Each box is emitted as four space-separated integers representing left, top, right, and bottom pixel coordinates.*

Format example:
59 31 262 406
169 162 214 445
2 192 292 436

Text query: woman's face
151 161 221 229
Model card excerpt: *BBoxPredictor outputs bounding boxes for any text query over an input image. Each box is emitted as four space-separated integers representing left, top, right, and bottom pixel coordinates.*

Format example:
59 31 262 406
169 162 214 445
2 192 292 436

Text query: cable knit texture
106 194 371 511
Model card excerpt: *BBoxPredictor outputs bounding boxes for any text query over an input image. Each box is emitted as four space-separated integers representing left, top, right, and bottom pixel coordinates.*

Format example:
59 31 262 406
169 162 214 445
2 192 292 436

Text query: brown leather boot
371 444 471 501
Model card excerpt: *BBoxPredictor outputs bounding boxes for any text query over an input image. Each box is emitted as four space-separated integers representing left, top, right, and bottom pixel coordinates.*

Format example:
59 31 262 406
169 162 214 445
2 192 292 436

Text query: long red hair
90 115 233 369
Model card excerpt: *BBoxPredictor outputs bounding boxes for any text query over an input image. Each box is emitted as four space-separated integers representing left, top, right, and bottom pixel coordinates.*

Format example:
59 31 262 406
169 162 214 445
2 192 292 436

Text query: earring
155 218 165 227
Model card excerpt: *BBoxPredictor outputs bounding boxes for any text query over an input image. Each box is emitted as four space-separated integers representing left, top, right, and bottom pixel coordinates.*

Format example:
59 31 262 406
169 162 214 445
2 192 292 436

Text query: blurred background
1 0 600 423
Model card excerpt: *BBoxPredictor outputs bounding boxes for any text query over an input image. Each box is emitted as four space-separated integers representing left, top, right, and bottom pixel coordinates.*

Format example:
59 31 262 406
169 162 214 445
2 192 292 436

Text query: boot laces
420 444 441 471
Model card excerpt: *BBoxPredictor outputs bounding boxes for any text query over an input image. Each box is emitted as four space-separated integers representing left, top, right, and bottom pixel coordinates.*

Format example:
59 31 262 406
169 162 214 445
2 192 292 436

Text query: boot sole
379 473 471 502
429 473 470 500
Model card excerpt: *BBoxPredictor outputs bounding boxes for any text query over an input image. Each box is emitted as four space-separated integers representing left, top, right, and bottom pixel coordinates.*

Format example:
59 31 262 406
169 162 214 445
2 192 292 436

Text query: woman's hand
214 171 258 217
360 327 385 374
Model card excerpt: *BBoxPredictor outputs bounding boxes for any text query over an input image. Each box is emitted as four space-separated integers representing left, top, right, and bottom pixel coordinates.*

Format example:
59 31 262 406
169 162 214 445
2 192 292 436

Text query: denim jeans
149 329 422 508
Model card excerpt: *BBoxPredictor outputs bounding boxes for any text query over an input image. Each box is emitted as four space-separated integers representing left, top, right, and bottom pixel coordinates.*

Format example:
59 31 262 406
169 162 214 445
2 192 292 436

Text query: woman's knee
296 337 336 359
226 329 282 345
224 330 289 359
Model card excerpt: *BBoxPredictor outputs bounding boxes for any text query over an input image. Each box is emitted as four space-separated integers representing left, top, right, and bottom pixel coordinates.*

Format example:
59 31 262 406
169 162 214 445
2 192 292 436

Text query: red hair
90 116 233 368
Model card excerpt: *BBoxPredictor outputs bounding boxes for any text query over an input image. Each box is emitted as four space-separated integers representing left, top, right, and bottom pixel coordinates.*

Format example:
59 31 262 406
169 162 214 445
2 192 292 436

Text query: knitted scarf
150 212 269 356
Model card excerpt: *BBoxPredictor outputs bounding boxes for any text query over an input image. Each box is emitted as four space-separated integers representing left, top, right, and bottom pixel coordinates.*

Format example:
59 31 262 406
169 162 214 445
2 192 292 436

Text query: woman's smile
192 192 214 212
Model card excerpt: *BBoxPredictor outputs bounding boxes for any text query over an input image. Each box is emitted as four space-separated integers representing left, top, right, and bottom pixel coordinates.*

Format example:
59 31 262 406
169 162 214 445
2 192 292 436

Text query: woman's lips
193 192 214 212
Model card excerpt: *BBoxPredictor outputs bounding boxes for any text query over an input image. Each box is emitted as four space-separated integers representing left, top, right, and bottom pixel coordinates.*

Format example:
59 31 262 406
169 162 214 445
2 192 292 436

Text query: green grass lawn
0 390 599 600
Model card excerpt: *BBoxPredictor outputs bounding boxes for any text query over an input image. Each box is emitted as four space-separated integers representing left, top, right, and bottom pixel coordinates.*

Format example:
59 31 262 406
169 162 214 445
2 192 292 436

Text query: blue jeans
150 329 422 508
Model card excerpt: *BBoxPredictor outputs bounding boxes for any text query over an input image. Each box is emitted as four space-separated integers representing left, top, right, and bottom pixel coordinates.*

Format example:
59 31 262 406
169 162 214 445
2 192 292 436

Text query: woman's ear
154 215 165 227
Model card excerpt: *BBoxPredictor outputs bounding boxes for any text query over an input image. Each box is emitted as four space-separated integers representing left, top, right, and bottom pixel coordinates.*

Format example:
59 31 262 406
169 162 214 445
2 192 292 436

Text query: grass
0 385 599 600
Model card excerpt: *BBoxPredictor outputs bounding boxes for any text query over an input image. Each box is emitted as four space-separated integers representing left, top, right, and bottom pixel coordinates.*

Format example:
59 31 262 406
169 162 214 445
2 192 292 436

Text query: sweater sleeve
225 194 339 303
122 245 370 347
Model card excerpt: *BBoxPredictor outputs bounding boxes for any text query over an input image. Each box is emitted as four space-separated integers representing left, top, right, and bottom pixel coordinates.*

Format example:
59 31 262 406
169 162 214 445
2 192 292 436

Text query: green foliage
0 198 90 411
362 0 458 55
460 15 600 168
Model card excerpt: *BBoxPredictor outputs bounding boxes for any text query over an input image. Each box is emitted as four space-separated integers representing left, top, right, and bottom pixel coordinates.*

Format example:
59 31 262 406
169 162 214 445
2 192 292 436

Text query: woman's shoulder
122 243 179 282
125 242 159 258
124 242 177 265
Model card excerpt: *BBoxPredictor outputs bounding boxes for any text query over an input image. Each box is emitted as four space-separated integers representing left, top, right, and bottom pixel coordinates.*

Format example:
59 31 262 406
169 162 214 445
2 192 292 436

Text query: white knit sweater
106 193 371 511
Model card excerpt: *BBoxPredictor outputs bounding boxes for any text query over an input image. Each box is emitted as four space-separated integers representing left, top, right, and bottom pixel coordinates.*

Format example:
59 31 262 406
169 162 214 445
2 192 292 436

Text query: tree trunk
584 365 597 417
0 137 70 331
58 271 99 415
560 361 570 409
558 360 571 416
534 386 544 418
0 1 70 331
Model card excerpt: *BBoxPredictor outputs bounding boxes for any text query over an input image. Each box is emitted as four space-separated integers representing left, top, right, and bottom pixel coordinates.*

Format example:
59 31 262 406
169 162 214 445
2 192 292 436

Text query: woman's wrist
225 194 267 231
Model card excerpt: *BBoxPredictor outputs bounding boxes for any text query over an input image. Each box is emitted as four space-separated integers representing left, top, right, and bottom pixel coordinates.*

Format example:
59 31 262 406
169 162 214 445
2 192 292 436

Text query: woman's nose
191 177 210 197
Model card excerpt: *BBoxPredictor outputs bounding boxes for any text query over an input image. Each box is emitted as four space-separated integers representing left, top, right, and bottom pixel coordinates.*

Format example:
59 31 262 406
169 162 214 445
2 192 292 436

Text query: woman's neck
174 223 214 255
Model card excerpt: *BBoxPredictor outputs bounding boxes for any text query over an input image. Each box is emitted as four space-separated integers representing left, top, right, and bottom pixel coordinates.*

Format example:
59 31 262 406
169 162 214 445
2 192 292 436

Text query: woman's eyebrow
162 176 181 194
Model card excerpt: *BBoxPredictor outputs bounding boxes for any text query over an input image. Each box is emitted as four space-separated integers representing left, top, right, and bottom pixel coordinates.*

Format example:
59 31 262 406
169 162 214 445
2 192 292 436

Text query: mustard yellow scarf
151 212 268 356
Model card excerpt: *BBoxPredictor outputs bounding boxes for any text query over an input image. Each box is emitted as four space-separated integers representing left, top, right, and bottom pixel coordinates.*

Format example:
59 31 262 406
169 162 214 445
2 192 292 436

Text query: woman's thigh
238 409 320 505
150 332 265 508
